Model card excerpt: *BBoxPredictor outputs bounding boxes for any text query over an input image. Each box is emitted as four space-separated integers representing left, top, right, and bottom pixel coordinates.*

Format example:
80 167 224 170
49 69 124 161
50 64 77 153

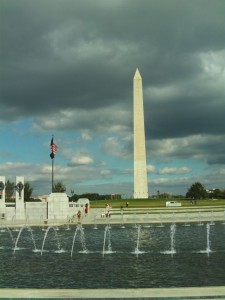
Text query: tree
5 180 15 201
53 181 66 193
24 181 33 201
186 182 207 199
208 188 225 199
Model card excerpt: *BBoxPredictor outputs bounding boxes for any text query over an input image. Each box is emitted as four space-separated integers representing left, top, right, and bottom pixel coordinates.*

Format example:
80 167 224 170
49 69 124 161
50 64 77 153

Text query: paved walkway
1 206 225 227
81 207 225 225
0 286 225 299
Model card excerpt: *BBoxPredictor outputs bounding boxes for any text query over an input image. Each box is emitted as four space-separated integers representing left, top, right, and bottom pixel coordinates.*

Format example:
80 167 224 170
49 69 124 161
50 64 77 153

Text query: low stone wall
5 206 15 221
25 202 47 221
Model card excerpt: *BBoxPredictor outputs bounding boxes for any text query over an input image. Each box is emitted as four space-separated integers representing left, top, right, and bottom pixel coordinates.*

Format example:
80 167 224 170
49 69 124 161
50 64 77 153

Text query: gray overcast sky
0 0 224 196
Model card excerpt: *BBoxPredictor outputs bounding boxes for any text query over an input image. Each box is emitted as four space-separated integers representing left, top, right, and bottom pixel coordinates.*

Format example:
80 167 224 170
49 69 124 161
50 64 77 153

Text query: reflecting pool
0 222 224 288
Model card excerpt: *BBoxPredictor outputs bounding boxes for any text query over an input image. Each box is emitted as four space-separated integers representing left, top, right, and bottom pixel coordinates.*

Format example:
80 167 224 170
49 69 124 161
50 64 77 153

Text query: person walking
77 210 81 223
85 203 88 215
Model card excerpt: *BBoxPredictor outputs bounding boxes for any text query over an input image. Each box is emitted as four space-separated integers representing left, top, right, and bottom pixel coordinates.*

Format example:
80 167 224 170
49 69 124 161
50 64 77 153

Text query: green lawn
90 198 225 208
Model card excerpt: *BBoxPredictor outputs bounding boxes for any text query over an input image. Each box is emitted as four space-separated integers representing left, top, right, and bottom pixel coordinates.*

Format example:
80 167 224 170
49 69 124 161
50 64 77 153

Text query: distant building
111 194 121 199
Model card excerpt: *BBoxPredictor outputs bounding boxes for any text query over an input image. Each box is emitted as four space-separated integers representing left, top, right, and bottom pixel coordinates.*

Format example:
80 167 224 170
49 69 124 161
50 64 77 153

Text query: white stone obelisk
133 69 148 199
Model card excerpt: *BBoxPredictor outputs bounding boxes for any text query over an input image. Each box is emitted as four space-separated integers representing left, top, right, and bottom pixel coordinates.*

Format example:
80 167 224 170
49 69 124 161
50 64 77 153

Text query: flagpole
50 135 58 194
51 134 54 193
52 156 54 193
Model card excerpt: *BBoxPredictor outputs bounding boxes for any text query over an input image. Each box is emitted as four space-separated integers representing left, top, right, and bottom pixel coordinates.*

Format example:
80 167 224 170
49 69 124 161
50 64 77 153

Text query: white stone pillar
0 176 6 216
133 69 148 199
15 176 25 220
47 193 69 220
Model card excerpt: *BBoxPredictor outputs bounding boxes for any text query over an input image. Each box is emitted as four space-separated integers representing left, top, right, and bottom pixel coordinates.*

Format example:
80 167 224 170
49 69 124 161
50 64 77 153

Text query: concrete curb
0 286 225 298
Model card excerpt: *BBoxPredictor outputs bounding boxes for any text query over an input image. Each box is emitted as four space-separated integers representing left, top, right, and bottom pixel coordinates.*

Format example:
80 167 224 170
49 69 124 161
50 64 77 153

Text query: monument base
47 193 69 220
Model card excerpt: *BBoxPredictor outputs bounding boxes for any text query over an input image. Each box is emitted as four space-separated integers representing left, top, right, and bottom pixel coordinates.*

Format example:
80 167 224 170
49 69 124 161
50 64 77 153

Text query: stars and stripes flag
50 137 58 159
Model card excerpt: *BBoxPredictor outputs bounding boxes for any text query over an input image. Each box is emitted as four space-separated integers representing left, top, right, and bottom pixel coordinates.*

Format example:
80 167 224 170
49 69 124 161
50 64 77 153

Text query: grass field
90 198 225 208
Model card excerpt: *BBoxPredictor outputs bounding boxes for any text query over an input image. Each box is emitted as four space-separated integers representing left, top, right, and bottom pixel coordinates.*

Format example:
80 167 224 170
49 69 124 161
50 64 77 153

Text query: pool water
0 222 224 288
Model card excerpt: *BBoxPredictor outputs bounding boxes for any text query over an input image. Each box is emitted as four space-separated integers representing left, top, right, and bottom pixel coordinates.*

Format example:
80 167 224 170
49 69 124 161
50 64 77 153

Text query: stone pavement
1 206 225 227
0 286 225 299
80 206 225 225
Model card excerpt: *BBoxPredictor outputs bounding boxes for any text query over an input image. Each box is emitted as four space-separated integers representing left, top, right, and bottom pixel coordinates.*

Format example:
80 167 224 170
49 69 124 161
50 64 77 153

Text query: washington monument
133 69 148 199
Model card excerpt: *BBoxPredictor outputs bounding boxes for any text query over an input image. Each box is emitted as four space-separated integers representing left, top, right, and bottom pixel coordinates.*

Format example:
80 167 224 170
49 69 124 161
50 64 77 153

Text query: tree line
186 182 225 199
3 180 121 202
4 180 34 202
3 180 67 202
3 180 225 201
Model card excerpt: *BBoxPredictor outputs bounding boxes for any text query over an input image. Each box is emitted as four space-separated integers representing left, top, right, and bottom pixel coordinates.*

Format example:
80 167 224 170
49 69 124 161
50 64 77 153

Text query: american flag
50 137 58 159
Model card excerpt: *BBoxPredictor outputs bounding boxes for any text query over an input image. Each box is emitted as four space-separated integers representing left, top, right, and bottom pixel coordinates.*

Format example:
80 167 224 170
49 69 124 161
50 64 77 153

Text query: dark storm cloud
145 92 225 139
148 134 225 165
1 0 224 143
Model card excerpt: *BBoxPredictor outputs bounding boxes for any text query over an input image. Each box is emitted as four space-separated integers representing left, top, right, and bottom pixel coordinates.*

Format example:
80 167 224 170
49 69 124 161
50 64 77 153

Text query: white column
0 176 6 216
47 193 69 220
133 69 148 199
15 176 25 220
